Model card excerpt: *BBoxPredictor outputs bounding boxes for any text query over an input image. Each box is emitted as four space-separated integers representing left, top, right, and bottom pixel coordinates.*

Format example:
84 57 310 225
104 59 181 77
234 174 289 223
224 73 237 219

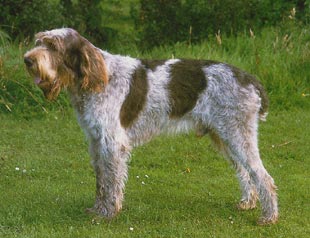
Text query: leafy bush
131 0 186 50
0 0 64 41
60 0 109 47
132 0 307 49
0 0 111 48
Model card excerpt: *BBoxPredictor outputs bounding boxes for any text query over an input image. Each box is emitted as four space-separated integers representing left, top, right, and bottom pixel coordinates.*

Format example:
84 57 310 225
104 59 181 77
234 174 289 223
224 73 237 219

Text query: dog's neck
68 89 89 116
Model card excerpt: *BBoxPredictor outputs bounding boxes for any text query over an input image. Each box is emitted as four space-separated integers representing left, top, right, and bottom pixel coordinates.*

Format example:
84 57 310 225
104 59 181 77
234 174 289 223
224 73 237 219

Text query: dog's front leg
87 135 130 218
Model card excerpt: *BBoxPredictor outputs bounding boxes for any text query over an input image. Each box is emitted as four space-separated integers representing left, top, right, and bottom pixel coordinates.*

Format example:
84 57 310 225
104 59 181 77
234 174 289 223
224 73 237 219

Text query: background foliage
0 0 64 42
0 0 109 47
1 0 309 47
0 0 309 116
133 0 310 49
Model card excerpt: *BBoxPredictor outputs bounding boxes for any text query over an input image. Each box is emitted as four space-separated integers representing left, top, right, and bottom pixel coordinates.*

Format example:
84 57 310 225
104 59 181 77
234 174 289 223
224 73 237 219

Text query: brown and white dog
24 28 278 225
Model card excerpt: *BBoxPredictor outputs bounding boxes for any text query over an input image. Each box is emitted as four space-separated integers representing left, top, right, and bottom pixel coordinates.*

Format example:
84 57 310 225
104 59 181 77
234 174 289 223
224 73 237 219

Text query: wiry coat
24 28 278 225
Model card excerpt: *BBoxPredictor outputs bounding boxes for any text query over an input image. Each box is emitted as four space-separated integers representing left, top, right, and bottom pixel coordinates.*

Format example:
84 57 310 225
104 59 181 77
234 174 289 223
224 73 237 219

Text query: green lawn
0 109 309 238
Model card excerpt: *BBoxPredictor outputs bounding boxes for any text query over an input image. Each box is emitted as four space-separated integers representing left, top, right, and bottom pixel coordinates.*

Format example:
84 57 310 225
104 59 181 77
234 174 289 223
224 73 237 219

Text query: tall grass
0 29 11 112
0 29 10 49
0 23 309 116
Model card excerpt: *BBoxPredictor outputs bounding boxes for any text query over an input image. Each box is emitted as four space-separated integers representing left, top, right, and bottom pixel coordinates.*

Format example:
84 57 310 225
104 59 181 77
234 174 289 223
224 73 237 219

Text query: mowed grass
0 109 309 238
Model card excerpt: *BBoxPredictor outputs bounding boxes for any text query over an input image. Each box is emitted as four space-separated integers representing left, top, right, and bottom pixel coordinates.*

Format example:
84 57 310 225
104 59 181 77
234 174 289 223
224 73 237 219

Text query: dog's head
24 28 108 100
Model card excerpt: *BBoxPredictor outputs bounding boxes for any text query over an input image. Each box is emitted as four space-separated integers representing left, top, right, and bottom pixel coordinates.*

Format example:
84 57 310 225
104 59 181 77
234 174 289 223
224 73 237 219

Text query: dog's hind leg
211 113 278 225
209 130 258 211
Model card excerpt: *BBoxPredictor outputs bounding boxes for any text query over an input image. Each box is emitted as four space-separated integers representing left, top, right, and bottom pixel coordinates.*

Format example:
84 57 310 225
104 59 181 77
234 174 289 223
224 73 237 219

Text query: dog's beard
30 73 60 100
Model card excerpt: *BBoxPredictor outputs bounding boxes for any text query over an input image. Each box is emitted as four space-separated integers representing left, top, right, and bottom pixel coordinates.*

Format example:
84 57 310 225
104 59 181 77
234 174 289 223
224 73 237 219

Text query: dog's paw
257 214 279 225
85 204 120 219
237 199 257 210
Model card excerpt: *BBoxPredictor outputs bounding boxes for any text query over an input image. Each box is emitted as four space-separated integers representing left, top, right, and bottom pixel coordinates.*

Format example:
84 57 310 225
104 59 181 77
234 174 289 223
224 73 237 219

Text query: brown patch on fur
120 66 148 128
230 65 269 117
140 59 166 71
168 60 214 118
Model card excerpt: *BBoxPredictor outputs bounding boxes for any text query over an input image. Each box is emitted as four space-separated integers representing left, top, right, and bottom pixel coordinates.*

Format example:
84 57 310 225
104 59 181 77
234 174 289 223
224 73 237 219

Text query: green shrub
132 0 306 49
0 0 64 41
59 0 109 48
132 0 186 50
0 0 113 48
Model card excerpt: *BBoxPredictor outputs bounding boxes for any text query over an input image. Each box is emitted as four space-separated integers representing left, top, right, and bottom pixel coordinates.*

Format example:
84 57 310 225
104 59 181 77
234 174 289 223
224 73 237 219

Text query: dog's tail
254 81 269 121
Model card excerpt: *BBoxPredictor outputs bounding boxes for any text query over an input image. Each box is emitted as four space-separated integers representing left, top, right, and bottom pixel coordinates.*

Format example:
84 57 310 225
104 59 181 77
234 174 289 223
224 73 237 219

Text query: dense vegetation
1 14 309 116
0 0 106 45
133 0 310 49
1 0 309 47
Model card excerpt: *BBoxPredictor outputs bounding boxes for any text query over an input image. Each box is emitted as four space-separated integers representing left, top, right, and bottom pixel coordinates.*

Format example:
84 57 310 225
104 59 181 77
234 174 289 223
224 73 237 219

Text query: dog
24 28 278 225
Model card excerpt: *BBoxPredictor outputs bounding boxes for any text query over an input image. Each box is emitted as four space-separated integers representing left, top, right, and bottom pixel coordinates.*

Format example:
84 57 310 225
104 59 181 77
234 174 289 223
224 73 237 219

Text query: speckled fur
24 28 278 224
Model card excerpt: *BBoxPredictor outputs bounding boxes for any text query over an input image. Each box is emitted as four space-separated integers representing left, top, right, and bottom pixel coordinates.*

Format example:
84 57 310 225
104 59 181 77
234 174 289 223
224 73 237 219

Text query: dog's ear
63 31 108 92
79 41 109 92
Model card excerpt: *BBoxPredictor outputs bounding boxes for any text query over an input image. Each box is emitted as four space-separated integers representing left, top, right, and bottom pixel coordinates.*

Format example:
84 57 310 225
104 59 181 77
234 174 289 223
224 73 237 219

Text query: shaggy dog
24 28 278 224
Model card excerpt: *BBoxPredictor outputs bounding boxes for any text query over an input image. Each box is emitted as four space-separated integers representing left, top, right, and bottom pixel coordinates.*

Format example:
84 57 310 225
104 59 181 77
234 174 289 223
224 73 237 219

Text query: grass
0 109 309 237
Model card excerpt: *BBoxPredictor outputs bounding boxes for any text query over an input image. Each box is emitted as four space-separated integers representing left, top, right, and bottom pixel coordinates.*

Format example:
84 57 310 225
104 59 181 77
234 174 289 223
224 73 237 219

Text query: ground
0 109 309 237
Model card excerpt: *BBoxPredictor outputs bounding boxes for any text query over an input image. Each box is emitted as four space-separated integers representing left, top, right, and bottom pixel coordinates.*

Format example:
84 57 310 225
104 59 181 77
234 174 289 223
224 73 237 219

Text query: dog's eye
45 41 57 51
35 39 42 46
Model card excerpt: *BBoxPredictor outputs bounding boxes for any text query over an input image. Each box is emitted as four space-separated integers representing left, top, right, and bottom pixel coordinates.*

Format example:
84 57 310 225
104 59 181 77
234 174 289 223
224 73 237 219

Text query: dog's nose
24 57 34 67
